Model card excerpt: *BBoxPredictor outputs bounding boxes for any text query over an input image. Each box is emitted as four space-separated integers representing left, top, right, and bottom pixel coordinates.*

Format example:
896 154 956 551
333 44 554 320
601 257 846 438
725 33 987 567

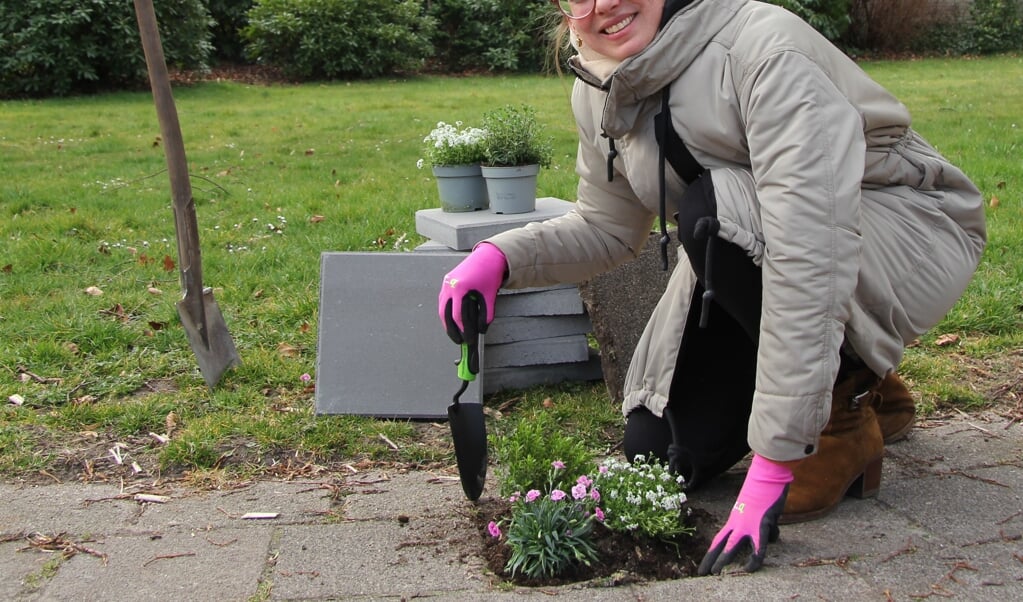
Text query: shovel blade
177 288 241 388
448 401 488 501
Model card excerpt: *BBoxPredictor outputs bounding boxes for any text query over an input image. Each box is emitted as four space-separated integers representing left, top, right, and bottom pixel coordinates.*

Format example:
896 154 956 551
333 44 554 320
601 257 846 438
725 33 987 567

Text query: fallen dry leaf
8 394 24 406
310 215 325 223
935 333 960 347
147 287 163 295
165 411 178 434
990 195 1000 208
163 255 176 272
84 286 103 296
2 264 12 273
278 342 300 358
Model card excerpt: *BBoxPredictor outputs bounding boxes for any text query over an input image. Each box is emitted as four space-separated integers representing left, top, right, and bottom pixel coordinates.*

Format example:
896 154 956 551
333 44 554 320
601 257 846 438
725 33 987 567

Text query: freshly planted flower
418 121 488 168
592 455 694 540
489 461 600 579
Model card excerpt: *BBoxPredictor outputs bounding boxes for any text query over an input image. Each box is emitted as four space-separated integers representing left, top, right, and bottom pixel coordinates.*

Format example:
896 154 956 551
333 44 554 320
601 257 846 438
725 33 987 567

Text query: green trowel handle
458 343 476 382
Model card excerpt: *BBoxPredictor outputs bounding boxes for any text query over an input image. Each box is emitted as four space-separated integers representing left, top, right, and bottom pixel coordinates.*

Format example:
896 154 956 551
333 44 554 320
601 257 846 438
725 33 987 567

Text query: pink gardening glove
698 454 794 575
438 242 507 345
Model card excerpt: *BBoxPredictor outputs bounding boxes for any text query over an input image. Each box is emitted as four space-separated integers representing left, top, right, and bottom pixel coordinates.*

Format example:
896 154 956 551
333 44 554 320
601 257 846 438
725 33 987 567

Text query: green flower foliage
481 104 554 168
492 411 591 497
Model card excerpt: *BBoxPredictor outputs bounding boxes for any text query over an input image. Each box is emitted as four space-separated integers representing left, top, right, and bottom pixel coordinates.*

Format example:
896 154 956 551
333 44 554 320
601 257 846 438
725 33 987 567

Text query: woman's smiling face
572 0 665 62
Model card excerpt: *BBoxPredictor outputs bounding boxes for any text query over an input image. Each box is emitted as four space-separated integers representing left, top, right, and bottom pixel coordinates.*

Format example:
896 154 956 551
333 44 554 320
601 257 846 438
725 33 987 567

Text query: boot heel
847 456 882 499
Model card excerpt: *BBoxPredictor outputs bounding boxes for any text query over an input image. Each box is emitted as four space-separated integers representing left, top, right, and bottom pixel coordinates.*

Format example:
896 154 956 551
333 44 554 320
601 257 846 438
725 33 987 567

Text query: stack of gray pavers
414 197 602 394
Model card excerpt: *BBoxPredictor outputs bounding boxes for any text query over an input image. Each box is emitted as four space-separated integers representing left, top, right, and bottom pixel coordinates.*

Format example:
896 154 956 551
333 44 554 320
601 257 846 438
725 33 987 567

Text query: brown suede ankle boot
873 372 916 443
780 368 884 524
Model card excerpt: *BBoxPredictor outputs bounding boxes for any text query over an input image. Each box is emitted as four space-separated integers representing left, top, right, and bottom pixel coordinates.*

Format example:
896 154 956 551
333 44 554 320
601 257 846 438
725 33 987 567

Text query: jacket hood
569 0 747 138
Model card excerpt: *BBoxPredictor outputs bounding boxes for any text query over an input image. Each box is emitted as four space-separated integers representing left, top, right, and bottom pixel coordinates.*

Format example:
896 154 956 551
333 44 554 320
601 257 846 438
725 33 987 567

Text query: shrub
426 0 555 73
208 0 254 63
492 411 591 496
0 0 212 98
241 0 435 80
963 0 1023 54
767 0 852 41
846 0 943 52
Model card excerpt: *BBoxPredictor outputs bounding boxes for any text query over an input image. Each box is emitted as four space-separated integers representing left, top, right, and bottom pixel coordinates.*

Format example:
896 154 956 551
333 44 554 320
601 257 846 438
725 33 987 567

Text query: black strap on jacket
654 87 706 271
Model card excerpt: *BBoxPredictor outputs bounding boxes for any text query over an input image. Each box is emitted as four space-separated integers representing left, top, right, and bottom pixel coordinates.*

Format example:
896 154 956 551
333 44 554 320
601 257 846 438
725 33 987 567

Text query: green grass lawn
1 55 1020 481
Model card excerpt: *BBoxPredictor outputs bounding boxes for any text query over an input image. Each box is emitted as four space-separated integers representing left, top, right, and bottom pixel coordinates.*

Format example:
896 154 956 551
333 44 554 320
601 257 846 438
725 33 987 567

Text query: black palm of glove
698 454 794 575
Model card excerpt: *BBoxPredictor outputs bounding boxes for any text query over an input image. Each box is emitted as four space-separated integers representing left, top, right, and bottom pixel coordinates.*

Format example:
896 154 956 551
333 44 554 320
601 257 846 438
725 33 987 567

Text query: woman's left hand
698 454 795 575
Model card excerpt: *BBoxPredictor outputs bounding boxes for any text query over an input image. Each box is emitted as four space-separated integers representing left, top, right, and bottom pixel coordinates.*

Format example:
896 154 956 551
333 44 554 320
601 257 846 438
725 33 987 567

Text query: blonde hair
545 13 574 76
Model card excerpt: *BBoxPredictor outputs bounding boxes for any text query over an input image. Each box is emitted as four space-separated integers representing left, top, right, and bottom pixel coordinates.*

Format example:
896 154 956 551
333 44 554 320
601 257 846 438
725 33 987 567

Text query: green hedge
241 0 435 80
0 0 212 98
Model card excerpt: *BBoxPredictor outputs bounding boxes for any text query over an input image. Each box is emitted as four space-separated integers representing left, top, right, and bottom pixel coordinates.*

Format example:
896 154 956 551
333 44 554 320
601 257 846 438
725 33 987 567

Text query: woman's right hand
438 242 507 346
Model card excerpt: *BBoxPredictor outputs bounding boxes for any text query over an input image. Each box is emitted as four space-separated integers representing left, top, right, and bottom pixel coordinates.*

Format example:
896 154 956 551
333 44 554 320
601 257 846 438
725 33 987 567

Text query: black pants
624 174 762 490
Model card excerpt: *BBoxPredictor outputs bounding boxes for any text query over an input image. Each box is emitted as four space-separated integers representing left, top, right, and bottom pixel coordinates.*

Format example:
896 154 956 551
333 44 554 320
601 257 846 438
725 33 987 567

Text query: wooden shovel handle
133 0 202 290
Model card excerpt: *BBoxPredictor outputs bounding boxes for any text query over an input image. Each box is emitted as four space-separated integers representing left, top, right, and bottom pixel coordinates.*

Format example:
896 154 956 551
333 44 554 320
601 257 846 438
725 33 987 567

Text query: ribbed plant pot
481 164 539 214
432 164 488 212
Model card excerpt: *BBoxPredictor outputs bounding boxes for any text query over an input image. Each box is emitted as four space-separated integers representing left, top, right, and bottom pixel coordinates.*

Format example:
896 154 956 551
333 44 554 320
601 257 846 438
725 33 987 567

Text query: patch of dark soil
472 497 715 586
169 63 299 86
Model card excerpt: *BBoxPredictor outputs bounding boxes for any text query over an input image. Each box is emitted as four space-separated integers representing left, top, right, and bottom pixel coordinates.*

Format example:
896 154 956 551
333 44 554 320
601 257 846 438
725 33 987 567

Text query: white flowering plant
592 455 694 540
417 121 488 168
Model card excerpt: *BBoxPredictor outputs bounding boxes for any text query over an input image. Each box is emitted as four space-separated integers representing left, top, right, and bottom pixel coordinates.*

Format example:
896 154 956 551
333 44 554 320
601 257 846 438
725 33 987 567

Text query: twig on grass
378 433 400 451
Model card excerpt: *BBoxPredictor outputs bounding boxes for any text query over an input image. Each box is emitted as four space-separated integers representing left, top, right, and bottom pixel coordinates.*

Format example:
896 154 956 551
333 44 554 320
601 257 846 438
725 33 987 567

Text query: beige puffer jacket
486 0 986 461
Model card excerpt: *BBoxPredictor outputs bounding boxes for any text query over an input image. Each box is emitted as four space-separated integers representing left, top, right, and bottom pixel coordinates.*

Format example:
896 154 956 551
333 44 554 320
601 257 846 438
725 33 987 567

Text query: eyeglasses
551 0 595 20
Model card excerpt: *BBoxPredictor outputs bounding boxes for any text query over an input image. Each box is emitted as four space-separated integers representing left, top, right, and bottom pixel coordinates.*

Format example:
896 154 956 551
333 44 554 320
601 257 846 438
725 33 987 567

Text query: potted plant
480 104 554 214
418 121 489 212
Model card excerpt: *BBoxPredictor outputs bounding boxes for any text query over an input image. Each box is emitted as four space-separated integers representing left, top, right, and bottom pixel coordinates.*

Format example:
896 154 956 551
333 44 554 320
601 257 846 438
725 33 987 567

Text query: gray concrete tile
0 483 137 536
485 314 593 345
132 481 334 532
316 251 481 418
484 334 591 369
415 197 574 251
35 529 269 602
271 521 487 599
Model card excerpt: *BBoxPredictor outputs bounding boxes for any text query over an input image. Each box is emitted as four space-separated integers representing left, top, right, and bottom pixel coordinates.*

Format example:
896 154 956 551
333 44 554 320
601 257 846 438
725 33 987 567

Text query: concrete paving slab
483 352 604 394
484 334 591 369
495 287 585 317
880 464 1023 547
415 197 574 251
340 472 475 521
485 314 593 345
132 481 334 532
0 541 47 600
271 520 486 599
316 251 480 418
35 529 269 602
630 565 876 599
0 482 138 535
